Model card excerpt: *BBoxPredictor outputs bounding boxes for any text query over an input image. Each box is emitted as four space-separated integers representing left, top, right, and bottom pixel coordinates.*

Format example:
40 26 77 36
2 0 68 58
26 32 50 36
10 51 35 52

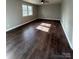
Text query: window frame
22 4 33 17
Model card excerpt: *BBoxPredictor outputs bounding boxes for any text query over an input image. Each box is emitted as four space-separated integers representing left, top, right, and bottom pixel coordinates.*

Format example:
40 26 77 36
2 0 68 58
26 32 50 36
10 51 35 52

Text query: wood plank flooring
6 19 73 59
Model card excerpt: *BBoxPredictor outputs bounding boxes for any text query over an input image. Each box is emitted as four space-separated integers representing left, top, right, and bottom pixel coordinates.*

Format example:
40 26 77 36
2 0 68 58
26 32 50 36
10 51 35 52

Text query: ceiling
23 0 62 5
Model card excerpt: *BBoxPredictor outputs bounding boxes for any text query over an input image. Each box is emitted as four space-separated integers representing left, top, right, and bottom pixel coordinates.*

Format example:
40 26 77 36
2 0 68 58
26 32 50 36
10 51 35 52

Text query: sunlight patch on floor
40 23 51 27
36 26 49 32
36 23 51 32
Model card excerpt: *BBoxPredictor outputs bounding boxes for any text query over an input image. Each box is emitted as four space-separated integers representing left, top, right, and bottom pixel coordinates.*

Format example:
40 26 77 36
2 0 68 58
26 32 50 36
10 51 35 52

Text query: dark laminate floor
6 19 73 59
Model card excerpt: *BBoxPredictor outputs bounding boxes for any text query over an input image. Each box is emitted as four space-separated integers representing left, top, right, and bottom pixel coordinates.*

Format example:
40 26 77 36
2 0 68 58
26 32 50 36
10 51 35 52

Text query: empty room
6 0 73 59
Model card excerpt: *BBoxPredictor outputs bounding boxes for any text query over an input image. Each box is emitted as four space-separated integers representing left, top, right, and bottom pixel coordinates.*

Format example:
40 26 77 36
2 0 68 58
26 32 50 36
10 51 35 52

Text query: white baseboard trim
60 22 73 50
38 18 60 20
6 19 37 32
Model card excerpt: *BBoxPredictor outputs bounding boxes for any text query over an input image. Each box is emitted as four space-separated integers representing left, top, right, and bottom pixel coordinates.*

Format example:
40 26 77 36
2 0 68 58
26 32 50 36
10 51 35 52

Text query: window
22 5 28 16
28 5 33 15
22 4 33 16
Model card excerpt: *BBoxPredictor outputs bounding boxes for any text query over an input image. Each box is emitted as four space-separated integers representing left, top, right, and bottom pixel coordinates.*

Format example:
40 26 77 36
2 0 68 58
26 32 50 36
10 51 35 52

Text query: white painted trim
60 21 73 49
6 19 37 32
39 18 60 20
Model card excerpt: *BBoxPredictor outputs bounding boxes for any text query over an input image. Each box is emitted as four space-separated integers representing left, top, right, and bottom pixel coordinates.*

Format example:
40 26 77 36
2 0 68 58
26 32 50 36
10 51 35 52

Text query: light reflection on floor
36 23 51 32
40 23 51 27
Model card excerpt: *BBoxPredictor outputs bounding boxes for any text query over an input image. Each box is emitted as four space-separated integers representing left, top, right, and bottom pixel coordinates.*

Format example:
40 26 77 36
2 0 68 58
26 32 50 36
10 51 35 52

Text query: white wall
38 4 61 20
61 0 73 49
6 0 38 31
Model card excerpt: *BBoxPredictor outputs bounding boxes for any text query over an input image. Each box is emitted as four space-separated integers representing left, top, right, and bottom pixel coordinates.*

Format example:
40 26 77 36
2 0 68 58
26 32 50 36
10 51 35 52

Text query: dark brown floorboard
6 19 73 59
